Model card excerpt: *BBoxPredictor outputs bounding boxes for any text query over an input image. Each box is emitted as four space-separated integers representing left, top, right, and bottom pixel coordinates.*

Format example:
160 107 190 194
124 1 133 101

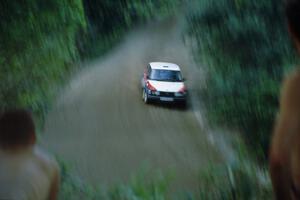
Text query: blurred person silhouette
269 0 300 199
0 109 60 200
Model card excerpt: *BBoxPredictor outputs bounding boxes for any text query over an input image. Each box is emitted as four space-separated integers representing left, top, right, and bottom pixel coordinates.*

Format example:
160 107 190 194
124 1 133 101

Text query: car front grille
160 92 175 97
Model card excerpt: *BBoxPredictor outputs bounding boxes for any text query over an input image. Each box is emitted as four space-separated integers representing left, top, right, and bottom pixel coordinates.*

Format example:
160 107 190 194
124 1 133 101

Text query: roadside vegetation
1 0 296 199
186 0 297 160
184 0 298 198
80 0 179 59
58 159 171 200
0 0 85 123
57 142 273 199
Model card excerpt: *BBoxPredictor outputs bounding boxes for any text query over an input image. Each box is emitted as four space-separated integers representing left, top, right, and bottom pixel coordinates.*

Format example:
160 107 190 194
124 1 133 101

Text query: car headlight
149 90 160 95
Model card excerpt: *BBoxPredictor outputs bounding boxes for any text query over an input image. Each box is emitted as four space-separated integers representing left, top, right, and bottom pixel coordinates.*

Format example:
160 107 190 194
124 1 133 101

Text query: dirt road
42 18 221 192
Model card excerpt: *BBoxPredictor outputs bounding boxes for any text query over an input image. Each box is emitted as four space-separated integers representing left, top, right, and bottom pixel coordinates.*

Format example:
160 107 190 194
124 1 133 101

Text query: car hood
148 80 184 92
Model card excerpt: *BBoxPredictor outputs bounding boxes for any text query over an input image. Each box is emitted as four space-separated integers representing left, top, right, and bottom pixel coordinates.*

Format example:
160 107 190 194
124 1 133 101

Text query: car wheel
143 89 149 104
180 100 187 109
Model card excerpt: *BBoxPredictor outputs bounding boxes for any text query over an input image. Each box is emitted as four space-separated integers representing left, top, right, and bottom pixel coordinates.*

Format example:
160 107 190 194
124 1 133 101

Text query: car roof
149 62 181 71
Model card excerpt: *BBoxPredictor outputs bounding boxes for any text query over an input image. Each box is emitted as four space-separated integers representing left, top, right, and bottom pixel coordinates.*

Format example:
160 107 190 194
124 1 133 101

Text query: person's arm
48 162 60 200
270 114 292 199
269 71 300 199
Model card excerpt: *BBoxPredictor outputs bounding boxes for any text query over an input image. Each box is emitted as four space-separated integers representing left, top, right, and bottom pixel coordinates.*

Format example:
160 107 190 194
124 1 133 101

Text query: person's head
0 109 36 150
286 0 300 53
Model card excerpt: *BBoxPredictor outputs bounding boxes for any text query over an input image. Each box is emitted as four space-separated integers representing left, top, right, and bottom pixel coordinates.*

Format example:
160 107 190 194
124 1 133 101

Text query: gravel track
42 18 221 192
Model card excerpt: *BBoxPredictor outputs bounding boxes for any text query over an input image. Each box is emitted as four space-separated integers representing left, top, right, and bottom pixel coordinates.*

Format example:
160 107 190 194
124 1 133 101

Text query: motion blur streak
42 18 221 192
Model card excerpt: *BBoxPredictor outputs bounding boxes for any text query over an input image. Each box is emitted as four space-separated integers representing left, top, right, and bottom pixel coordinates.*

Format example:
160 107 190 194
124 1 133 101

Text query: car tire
181 100 187 109
143 89 149 104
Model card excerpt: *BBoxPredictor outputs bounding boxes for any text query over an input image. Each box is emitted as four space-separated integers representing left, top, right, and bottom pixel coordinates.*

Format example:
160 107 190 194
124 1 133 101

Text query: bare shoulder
280 69 300 110
283 69 300 89
33 146 59 175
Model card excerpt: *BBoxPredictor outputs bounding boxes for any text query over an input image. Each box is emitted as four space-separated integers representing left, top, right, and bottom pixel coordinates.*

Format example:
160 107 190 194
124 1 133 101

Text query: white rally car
141 62 187 104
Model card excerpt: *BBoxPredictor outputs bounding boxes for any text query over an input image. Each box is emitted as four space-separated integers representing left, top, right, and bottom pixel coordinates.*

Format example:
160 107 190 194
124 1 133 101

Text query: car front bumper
146 90 187 102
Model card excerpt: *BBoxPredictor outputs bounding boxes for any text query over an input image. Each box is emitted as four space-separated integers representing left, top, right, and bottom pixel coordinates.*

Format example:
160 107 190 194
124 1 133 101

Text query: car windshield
149 69 183 82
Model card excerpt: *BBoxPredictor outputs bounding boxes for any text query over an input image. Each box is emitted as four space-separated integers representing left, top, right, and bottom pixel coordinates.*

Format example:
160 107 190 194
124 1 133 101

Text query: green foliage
107 174 170 200
186 0 297 158
58 151 273 200
84 0 179 31
58 159 171 200
0 0 85 122
58 160 103 199
198 160 272 199
80 0 180 58
195 138 273 199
